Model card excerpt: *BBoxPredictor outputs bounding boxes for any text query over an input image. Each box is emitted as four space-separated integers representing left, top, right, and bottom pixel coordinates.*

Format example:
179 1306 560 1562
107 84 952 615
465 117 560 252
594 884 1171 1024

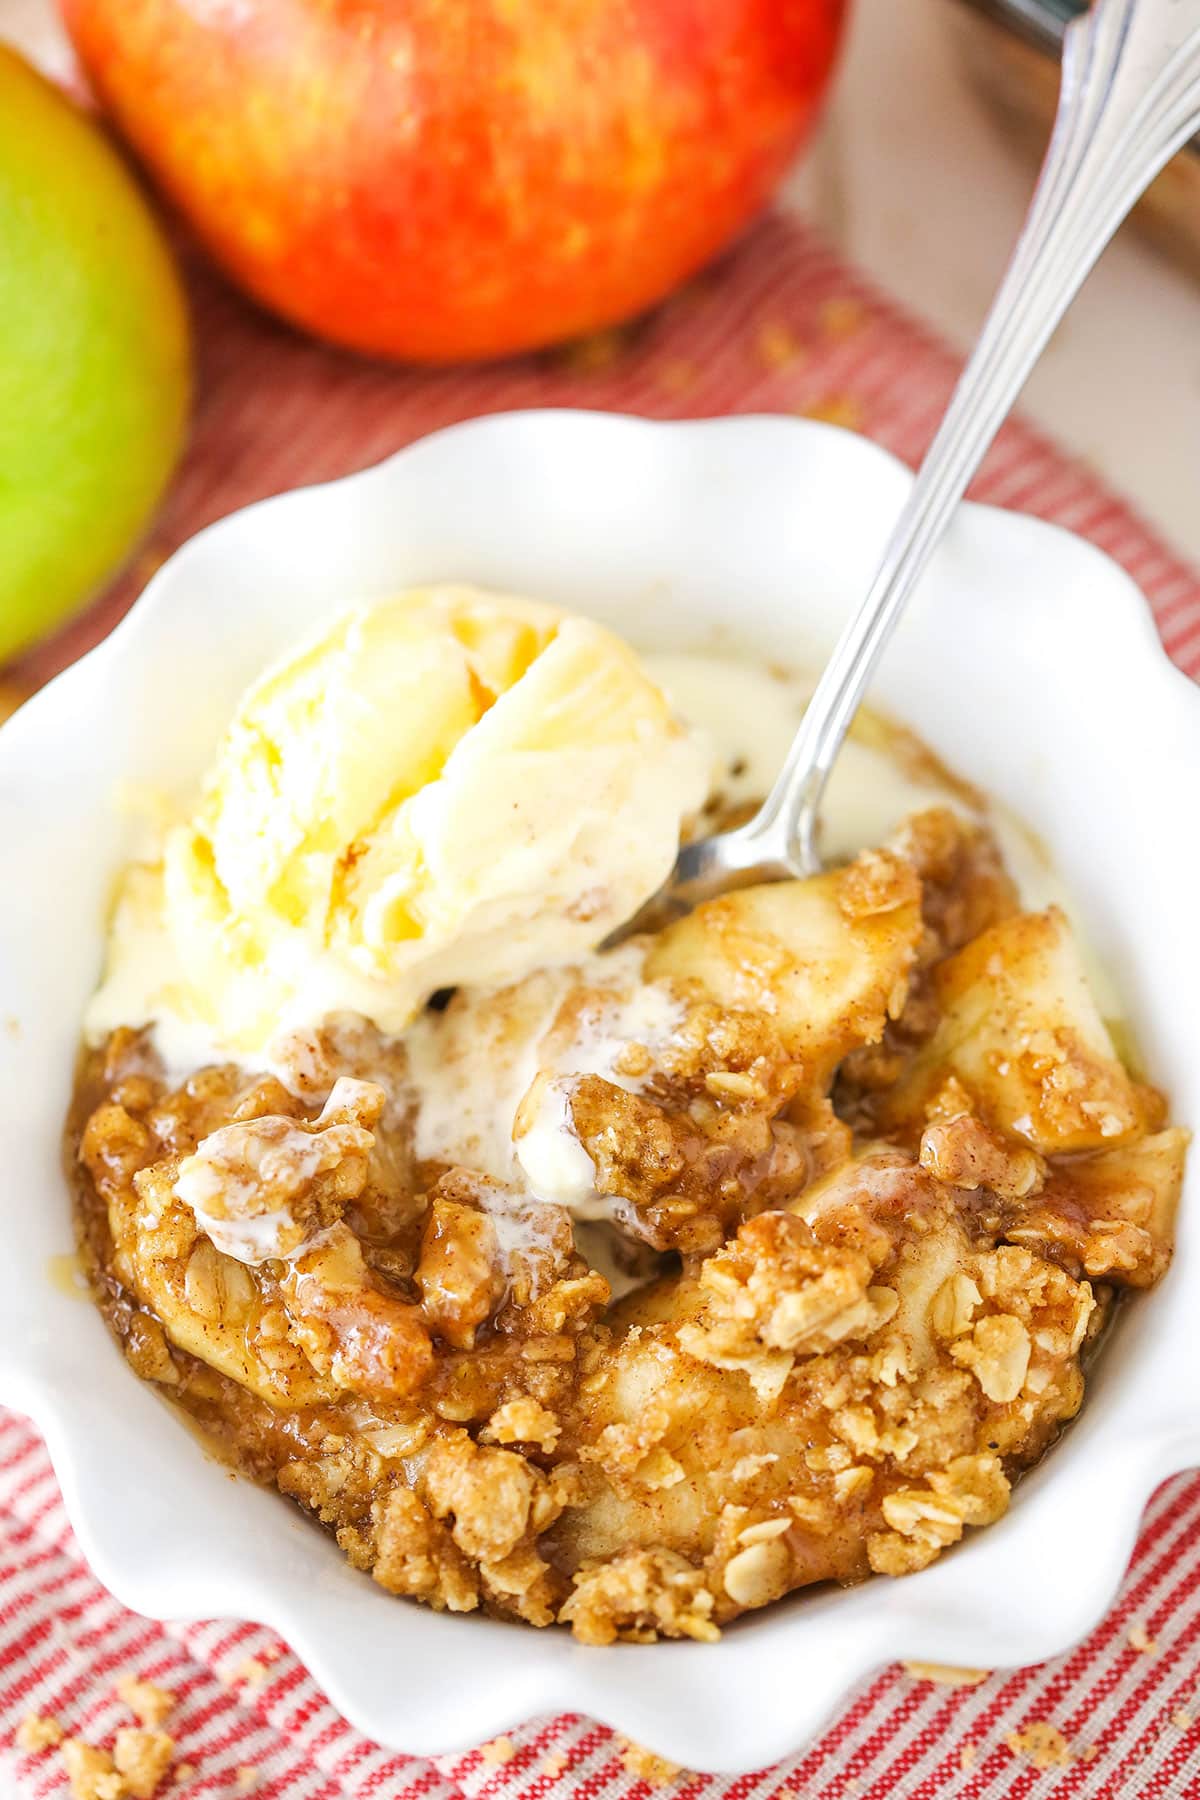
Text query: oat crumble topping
69 810 1185 1642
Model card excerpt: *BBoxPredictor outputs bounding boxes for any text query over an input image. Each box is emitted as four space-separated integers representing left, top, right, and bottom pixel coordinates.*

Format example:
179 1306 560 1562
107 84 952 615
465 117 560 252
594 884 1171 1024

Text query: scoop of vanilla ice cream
86 586 710 1067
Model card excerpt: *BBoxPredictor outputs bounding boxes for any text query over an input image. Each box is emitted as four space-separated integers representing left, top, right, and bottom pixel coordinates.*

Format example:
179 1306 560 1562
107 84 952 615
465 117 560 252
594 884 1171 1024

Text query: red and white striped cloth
6 212 1200 1799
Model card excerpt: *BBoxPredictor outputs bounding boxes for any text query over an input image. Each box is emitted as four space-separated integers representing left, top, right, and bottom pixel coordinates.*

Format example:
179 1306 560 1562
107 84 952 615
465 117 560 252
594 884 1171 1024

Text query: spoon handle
747 0 1200 877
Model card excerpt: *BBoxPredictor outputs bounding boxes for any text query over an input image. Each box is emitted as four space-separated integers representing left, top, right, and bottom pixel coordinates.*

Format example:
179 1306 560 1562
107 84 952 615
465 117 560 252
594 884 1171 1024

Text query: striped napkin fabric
4 210 1200 1800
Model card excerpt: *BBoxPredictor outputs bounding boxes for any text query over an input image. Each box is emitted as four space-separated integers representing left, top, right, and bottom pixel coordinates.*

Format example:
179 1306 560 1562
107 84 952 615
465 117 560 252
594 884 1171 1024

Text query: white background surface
4 0 1200 560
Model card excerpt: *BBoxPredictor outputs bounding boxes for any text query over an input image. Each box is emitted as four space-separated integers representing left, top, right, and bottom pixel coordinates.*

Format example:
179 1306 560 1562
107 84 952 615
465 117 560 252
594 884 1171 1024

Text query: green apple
0 46 190 662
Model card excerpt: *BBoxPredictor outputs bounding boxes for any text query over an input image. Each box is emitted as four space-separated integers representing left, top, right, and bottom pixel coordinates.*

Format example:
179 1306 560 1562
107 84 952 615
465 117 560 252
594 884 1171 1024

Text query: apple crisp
70 808 1185 1641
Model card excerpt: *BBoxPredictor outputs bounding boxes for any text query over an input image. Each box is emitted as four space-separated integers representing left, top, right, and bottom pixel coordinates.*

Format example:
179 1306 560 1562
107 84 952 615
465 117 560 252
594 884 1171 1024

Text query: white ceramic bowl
1 411 1198 1774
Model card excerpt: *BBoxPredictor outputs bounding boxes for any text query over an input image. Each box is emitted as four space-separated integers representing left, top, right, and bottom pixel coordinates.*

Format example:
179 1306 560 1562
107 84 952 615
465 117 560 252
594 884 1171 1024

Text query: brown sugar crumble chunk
69 804 1185 1642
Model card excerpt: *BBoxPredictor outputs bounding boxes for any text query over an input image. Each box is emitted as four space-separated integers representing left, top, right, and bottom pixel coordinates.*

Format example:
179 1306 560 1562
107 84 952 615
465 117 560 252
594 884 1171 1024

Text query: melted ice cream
402 943 684 1223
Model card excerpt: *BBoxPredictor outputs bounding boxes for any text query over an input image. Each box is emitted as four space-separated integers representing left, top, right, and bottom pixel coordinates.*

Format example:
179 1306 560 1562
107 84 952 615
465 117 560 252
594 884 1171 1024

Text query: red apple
60 0 847 363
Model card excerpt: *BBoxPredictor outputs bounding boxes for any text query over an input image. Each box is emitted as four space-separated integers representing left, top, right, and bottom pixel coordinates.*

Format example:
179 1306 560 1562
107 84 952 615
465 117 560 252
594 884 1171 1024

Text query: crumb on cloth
479 1736 515 1766
62 1740 123 1800
756 322 805 370
819 296 867 341
221 1657 268 1689
16 1714 64 1752
59 1728 176 1800
655 359 699 397
114 1729 175 1800
616 1739 686 1786
1006 1722 1072 1770
799 395 864 432
902 1661 989 1688
557 328 627 375
116 1679 176 1728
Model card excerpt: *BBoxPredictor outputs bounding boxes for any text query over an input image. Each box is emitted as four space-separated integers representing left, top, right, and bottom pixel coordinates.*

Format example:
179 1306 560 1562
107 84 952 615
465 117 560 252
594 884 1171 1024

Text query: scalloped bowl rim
0 411 1197 1773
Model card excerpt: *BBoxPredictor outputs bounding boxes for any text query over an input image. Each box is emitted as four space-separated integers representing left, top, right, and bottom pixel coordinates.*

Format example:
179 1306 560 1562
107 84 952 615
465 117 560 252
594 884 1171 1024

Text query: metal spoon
617 0 1200 940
